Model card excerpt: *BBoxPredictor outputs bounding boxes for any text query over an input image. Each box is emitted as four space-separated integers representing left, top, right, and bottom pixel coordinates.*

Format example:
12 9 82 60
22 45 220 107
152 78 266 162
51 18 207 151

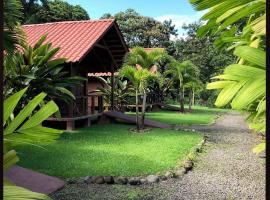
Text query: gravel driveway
51 112 265 200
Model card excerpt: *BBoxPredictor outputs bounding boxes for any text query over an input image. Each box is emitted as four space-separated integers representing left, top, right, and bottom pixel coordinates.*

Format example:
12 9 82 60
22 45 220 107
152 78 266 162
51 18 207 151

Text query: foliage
16 124 202 177
189 0 266 152
4 185 50 200
4 88 63 200
3 0 25 54
4 34 86 102
168 22 236 83
119 65 153 130
165 60 200 112
100 9 177 48
94 77 133 111
122 47 165 129
21 0 90 24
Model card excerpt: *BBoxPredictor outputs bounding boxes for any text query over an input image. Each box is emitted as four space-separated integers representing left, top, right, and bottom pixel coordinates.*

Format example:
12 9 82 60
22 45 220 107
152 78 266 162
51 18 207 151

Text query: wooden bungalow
22 19 129 130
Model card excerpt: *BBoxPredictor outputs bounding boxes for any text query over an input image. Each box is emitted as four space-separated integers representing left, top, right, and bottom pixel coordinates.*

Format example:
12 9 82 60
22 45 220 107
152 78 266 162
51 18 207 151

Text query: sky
67 0 207 38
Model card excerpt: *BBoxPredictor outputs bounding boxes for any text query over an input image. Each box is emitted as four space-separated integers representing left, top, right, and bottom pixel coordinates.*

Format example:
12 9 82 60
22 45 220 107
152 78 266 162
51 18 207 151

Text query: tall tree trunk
189 90 192 110
141 91 147 129
135 89 140 131
179 81 184 113
179 91 184 112
192 89 195 106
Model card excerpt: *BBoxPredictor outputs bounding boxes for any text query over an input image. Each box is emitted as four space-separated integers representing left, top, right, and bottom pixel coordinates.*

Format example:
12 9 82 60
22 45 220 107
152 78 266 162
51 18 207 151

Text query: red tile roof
22 19 116 62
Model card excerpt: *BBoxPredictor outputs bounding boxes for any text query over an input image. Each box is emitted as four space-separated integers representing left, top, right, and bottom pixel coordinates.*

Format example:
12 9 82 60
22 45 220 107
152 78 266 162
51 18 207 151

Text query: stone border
66 137 207 186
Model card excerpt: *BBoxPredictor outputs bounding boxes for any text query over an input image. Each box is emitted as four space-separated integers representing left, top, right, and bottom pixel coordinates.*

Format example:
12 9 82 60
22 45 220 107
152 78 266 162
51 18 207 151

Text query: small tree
165 60 199 112
165 59 185 112
119 65 151 131
182 62 201 110
124 47 165 127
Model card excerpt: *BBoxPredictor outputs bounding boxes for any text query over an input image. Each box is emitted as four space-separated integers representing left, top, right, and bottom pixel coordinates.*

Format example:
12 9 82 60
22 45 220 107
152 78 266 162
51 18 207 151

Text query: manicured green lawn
16 124 202 178
126 105 229 125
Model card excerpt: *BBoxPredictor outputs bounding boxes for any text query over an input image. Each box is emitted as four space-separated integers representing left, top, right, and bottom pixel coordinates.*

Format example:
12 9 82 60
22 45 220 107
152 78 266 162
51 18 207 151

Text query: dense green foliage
95 77 133 111
3 0 25 54
119 65 153 130
4 34 86 102
189 0 266 152
101 9 177 48
165 60 200 112
4 88 63 200
21 0 89 24
3 1 83 198
17 124 202 177
168 22 236 83
121 47 166 129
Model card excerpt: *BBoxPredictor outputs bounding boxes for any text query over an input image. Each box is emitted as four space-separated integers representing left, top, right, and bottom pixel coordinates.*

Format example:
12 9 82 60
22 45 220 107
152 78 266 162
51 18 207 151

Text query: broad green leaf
234 46 266 68
197 19 216 37
4 185 50 200
251 14 266 36
47 58 66 68
4 92 47 135
7 126 62 146
207 81 235 89
18 101 59 131
201 0 252 20
218 2 265 31
189 0 227 10
256 99 266 118
33 34 48 50
214 81 246 107
224 64 265 77
55 87 75 100
37 47 60 66
231 78 265 109
252 142 265 154
4 87 27 124
3 150 19 172
217 4 246 23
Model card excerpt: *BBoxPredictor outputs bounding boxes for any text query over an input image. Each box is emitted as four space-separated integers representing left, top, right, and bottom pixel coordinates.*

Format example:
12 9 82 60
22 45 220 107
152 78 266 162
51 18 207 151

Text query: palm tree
184 79 203 110
166 60 197 112
4 0 25 54
124 47 165 128
182 62 201 110
119 65 152 131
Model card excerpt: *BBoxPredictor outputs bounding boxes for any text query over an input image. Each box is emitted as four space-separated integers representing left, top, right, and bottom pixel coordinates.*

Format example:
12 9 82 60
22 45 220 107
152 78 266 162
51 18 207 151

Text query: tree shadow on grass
17 147 171 178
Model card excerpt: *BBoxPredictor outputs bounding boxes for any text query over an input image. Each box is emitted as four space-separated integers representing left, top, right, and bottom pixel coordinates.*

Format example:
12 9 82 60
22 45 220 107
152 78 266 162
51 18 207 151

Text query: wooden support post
110 71 114 110
84 118 91 127
66 120 75 131
91 96 95 114
98 96 103 113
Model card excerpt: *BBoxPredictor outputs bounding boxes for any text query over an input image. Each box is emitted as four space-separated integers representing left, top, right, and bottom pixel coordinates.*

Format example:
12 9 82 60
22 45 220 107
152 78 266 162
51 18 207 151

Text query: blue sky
67 0 206 38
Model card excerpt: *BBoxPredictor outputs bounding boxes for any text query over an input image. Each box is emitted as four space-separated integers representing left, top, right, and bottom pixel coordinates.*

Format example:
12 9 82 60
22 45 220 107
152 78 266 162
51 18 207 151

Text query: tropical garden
3 0 266 199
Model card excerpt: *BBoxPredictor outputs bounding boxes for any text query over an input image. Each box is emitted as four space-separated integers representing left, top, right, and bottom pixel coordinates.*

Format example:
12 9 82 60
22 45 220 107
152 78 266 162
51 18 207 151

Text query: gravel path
51 112 265 200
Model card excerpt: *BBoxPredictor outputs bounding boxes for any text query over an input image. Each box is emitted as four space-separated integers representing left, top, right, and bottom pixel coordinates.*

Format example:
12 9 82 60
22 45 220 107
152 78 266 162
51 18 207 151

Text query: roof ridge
22 19 115 27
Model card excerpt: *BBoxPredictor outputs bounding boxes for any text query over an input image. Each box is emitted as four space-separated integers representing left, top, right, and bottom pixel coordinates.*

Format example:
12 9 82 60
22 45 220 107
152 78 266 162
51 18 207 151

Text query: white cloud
155 11 207 40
